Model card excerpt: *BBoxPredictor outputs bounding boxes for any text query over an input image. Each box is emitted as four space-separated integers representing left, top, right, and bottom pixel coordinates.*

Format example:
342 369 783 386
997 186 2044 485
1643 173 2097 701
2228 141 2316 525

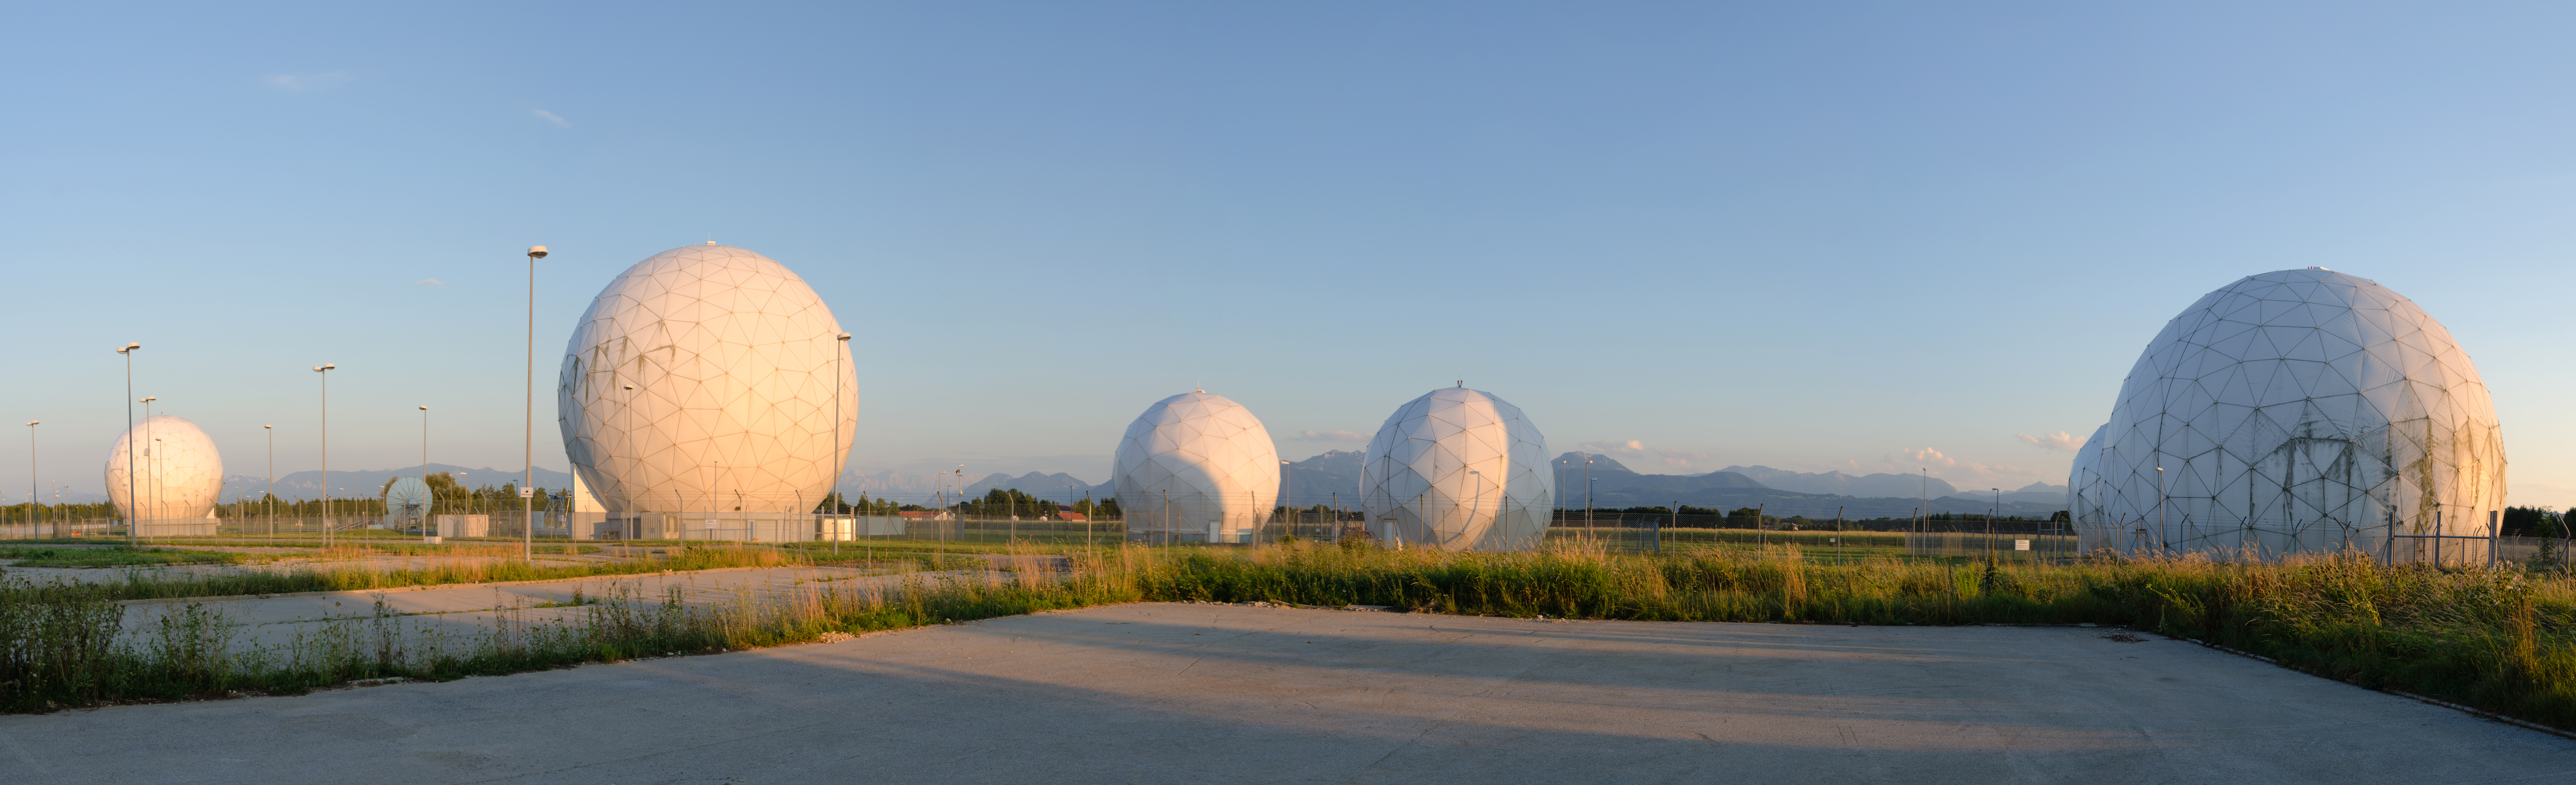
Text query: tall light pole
264 425 274 539
832 331 851 553
1280 459 1292 536
117 342 138 545
525 245 546 563
313 363 334 545
1584 457 1594 535
23 420 35 539
420 405 431 534
141 396 156 533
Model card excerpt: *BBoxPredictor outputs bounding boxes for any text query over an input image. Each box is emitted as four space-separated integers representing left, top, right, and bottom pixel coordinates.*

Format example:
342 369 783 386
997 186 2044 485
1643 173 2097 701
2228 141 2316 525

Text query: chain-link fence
12 500 2572 571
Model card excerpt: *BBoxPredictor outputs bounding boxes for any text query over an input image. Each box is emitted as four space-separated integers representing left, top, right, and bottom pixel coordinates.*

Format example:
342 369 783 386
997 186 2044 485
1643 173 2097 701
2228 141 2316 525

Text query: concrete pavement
4 603 2570 784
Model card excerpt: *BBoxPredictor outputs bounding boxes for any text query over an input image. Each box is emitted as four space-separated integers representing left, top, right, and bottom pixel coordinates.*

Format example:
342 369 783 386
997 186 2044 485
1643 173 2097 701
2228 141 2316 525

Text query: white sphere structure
2065 423 2108 524
557 244 857 541
1359 387 1553 551
2073 268 2505 563
1111 391 1278 544
104 415 223 535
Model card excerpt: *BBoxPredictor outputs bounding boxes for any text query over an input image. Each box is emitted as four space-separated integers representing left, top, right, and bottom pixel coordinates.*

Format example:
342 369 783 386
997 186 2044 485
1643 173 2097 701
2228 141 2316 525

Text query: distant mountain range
925 450 2070 518
1705 464 2065 504
1552 453 2066 517
298 451 2066 518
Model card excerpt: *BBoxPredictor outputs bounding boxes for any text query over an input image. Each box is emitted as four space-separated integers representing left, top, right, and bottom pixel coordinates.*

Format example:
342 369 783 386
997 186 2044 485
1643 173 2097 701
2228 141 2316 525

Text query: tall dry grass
10 539 2576 732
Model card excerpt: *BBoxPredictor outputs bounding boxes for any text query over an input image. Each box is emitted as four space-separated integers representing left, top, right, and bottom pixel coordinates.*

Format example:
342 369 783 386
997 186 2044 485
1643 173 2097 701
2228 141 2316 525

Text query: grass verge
6 541 2573 734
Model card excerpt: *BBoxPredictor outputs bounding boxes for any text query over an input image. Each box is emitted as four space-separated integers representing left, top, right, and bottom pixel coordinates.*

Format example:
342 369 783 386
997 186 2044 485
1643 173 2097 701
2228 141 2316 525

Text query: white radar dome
104 415 224 527
1359 387 1553 551
2073 268 2505 562
1111 391 1279 544
556 244 857 537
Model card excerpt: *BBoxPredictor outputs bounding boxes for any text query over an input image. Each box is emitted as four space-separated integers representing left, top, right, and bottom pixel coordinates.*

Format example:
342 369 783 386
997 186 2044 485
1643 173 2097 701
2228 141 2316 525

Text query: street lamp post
141 396 156 536
1584 457 1594 539
264 425 274 538
117 342 138 545
22 420 35 540
313 363 334 546
420 405 431 538
832 332 851 554
524 245 545 563
1280 459 1292 539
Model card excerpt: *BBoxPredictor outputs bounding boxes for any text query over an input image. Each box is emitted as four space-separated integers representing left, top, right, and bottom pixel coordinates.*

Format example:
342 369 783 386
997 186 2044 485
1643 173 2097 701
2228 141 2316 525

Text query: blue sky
3 3 2570 506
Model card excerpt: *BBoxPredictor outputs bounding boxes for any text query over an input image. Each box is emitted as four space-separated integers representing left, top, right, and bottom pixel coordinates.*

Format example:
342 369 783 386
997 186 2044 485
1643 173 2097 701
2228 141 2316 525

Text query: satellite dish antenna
384 477 434 533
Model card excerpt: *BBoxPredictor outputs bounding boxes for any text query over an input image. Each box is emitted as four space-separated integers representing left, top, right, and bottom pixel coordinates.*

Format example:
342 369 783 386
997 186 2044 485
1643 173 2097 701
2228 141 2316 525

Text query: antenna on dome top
1456 380 1464 388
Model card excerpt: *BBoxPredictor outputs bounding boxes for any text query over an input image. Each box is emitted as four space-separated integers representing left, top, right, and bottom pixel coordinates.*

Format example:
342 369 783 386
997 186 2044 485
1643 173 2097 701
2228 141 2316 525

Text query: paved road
3 603 2569 784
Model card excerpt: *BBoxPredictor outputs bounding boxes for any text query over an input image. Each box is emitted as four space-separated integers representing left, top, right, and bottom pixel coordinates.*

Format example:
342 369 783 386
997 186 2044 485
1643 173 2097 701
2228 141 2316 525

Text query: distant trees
2505 506 2555 537
814 492 902 515
958 488 1059 518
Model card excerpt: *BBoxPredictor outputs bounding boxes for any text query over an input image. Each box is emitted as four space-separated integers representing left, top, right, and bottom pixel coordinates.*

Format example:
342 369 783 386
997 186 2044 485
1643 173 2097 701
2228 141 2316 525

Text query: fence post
1658 501 1670 556
2490 511 2499 569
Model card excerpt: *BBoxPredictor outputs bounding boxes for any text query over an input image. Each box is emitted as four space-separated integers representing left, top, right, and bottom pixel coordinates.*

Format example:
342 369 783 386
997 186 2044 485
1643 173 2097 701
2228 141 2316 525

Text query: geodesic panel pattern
1360 387 1553 551
2074 268 2506 561
2066 423 2108 548
1111 391 1278 539
556 244 857 518
104 415 223 522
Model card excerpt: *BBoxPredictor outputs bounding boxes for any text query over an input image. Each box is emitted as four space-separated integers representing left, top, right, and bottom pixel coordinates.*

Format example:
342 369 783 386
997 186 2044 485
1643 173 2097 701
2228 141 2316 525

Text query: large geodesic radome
1360 387 1553 551
557 243 857 541
104 415 222 535
1111 391 1279 543
2065 423 2108 524
2074 268 2505 563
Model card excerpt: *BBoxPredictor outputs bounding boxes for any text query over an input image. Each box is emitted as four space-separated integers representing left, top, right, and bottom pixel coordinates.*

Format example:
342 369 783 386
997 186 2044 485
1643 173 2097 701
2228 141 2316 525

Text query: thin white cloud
412 278 446 287
531 109 570 127
267 73 352 91
1866 447 2050 490
1297 429 1370 442
2016 431 2084 452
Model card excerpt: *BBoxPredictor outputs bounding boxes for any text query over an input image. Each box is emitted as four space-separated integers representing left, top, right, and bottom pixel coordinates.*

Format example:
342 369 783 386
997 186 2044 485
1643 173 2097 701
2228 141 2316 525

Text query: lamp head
118 342 140 354
140 396 155 403
527 246 548 259
837 333 851 341
263 425 271 430
419 405 428 411
24 420 35 427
